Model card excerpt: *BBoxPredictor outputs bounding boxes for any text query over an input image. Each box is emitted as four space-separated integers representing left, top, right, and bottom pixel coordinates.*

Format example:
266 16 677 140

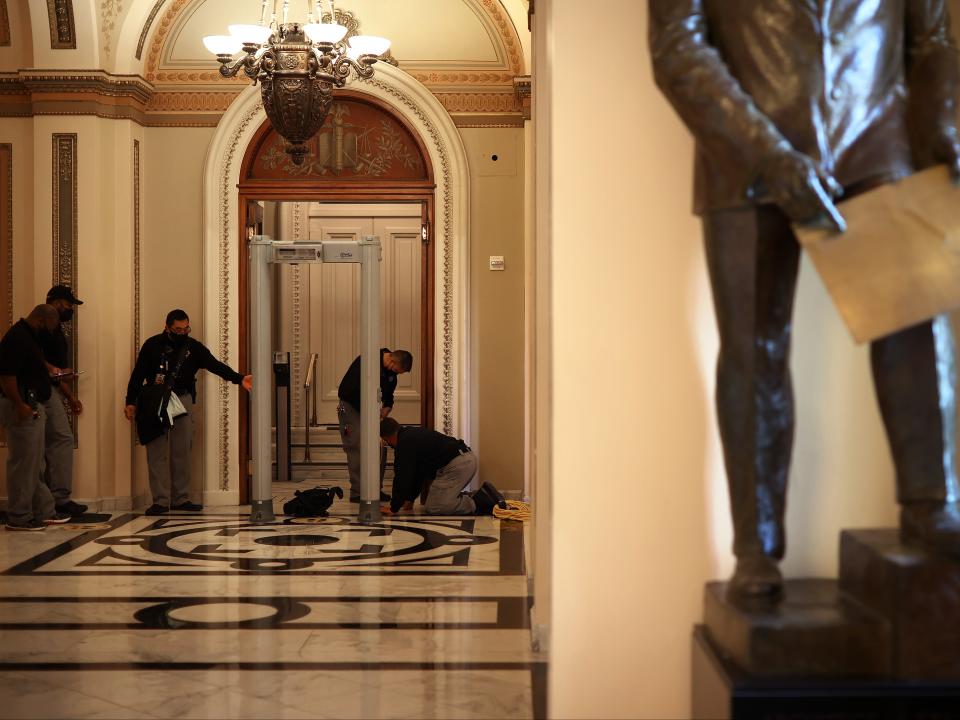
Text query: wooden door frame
236 188 436 503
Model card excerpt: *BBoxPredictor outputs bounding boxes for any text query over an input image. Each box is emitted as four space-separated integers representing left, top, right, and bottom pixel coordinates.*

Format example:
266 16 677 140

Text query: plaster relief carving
100 0 123 58
47 0 76 49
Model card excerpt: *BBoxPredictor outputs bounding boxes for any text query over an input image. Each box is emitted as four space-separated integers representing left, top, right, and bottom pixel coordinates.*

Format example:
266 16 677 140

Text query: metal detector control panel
271 241 377 264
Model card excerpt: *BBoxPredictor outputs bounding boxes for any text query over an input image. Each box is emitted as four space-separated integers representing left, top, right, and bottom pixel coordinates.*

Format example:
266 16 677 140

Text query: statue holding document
649 1 960 598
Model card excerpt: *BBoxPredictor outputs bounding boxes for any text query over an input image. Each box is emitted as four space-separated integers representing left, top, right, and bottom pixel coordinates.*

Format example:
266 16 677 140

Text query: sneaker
171 501 203 512
144 504 168 516
5 519 46 531
44 512 72 525
56 500 88 515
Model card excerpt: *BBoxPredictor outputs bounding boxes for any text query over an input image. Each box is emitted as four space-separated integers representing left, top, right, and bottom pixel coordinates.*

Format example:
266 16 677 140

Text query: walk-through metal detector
248 234 382 524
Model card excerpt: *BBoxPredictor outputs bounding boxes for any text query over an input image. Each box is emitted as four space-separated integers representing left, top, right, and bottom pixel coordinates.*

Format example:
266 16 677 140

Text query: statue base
694 529 960 717
693 626 960 719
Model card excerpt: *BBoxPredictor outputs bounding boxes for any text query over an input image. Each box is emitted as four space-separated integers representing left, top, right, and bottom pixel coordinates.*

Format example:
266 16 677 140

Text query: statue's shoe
728 554 783 599
900 502 960 557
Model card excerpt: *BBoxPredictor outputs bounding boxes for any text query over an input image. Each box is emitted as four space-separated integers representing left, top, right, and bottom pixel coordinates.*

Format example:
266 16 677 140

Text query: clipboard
794 166 960 344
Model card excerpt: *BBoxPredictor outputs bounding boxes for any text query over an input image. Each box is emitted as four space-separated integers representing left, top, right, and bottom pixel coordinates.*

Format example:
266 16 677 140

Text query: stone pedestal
694 529 960 717
840 529 960 679
703 579 890 676
693 626 960 720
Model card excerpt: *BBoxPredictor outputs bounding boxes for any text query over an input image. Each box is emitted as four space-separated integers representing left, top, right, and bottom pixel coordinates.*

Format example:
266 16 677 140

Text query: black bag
134 342 191 445
283 486 344 517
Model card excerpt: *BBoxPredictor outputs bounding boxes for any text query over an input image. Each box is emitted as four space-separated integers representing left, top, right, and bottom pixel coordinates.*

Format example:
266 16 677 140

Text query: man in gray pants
337 348 412 502
39 285 86 516
379 417 505 516
125 310 251 515
0 305 70 530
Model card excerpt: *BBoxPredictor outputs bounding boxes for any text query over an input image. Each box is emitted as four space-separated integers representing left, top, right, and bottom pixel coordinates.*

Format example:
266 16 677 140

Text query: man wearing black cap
0 305 72 530
40 285 86 516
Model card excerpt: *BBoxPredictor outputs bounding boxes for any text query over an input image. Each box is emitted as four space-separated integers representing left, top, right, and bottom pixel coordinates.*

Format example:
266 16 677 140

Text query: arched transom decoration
245 98 430 181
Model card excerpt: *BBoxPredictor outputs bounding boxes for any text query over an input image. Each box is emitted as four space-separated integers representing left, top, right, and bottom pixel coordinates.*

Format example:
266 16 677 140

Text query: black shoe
900 502 960 557
349 495 360 503
56 500 88 516
44 512 72 525
144 504 168 516
728 554 783 599
5 519 45 531
171 501 203 512
480 481 507 510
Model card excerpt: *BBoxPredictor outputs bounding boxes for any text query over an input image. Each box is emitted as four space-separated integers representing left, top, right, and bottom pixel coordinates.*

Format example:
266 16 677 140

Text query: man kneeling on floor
379 417 505 516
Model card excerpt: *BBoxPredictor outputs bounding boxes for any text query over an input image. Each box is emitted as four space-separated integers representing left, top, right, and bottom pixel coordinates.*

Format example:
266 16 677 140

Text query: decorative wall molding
100 0 124 58
47 0 77 49
133 139 141 353
137 0 167 60
52 133 78 444
0 1 10 47
146 90 237 113
201 66 471 501
435 91 520 113
514 75 531 120
0 144 11 331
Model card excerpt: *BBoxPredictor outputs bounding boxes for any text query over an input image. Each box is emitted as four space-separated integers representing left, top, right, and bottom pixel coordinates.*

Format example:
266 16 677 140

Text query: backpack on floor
283 486 344 517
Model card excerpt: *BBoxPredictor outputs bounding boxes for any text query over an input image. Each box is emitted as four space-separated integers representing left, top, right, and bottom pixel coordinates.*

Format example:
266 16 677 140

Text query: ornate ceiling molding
47 0 77 49
137 0 167 59
143 0 524 88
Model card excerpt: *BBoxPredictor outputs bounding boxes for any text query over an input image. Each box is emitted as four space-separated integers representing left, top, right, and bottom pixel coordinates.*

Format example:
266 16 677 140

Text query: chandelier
203 0 391 165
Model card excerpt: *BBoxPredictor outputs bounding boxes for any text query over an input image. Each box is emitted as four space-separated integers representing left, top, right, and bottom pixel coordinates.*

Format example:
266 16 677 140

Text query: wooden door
274 203 422 426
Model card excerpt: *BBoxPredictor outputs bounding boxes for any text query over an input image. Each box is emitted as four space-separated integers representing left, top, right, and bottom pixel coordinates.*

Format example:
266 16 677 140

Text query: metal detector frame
248 234 382 524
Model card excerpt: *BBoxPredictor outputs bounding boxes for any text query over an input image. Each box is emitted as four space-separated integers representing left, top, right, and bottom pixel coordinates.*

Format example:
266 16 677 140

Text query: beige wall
461 127 526 494
138 126 215 504
543 2 899 717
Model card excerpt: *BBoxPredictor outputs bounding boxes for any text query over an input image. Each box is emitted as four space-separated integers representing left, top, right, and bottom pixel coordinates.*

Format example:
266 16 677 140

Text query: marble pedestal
693 529 960 718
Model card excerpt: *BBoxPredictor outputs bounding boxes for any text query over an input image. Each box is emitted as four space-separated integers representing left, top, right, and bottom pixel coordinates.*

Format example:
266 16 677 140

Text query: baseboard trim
203 488 240 507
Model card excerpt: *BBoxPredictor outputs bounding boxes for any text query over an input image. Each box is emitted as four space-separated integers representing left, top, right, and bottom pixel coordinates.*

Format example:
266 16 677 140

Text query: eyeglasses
169 326 191 335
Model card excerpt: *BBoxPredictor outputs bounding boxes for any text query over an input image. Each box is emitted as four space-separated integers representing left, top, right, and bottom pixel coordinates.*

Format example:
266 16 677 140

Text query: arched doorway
201 65 471 507
236 94 436 500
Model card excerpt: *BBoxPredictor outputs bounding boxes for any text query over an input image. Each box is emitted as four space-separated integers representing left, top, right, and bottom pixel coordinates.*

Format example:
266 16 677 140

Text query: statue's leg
872 316 960 553
703 205 800 576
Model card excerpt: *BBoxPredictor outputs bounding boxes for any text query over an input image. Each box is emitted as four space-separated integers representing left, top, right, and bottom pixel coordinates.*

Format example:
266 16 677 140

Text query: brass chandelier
203 0 391 165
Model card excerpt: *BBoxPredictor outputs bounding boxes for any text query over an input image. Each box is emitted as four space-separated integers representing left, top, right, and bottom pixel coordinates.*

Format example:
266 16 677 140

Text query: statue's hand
760 149 846 233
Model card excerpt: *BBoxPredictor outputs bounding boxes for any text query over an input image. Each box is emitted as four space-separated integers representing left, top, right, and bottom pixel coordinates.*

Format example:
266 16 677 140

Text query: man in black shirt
124 309 252 515
337 348 412 502
39 285 86 516
0 305 70 530
379 417 506 516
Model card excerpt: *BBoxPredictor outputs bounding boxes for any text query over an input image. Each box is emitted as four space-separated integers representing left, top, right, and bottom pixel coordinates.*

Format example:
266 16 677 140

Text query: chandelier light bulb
303 22 348 44
347 35 391 57
228 24 273 45
203 35 243 56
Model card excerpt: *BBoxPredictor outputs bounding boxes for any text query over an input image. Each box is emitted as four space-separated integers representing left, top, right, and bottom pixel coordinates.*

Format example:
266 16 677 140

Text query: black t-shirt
125 333 244 405
337 347 399 412
39 324 70 386
390 426 469 512
0 319 53 404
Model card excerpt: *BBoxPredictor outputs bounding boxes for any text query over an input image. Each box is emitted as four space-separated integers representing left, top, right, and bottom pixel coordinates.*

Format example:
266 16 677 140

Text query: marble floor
0 488 544 719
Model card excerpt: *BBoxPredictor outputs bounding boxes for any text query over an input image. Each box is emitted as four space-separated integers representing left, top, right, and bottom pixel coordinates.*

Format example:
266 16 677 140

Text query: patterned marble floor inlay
0 502 544 719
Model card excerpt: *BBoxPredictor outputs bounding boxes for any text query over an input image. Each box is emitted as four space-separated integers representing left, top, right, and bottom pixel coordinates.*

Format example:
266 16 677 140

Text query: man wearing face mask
0 305 71 530
39 285 86 517
124 309 252 516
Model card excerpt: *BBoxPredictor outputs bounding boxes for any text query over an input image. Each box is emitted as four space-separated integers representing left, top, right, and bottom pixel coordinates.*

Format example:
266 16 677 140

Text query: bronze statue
649 1 960 597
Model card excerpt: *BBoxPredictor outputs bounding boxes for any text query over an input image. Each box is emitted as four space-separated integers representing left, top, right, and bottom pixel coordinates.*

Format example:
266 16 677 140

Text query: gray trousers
0 398 54 524
43 388 74 505
424 451 477 515
337 401 385 500
145 393 193 507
